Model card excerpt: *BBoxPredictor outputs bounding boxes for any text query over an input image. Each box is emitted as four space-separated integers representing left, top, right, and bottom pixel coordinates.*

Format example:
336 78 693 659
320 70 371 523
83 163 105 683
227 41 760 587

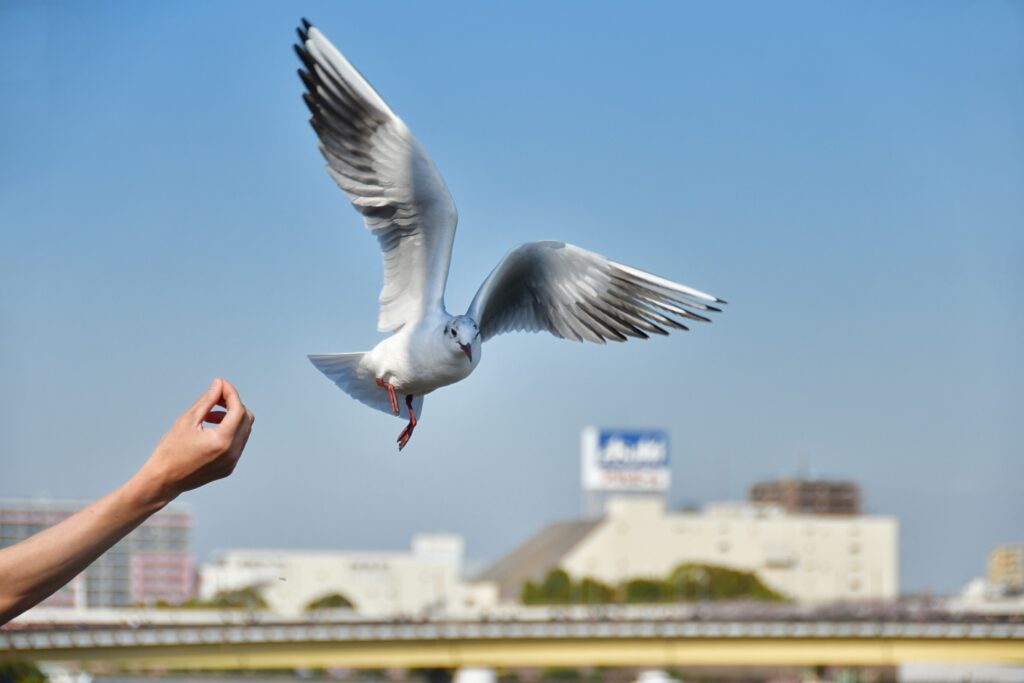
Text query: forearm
0 472 167 623
0 378 252 625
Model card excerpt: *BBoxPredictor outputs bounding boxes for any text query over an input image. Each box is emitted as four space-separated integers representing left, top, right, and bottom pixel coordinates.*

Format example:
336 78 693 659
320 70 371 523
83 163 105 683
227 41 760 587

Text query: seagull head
444 316 480 363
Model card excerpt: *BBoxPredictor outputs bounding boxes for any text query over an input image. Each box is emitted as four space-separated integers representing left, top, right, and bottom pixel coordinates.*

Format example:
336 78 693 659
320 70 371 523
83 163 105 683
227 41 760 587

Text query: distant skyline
1 1 1021 594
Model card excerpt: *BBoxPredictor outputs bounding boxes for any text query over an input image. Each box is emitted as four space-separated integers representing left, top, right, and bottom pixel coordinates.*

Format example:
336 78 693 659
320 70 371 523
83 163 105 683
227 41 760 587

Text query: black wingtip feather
683 310 712 324
301 17 313 30
301 92 320 116
293 44 315 71
297 68 317 93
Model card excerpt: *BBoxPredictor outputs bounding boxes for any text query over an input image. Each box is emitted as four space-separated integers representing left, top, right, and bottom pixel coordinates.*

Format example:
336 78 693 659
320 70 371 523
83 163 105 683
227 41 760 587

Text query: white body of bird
309 313 481 421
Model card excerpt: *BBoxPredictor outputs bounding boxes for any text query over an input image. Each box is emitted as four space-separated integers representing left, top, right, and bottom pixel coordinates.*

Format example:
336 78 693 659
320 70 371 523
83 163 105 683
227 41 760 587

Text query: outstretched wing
296 20 459 332
466 241 725 343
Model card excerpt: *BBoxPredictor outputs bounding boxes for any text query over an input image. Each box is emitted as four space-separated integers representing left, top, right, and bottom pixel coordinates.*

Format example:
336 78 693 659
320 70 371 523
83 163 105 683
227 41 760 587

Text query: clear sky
1 1 1021 594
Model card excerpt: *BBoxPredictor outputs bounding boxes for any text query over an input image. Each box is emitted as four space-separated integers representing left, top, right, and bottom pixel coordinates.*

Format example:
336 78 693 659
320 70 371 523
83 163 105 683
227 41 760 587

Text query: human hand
131 378 254 508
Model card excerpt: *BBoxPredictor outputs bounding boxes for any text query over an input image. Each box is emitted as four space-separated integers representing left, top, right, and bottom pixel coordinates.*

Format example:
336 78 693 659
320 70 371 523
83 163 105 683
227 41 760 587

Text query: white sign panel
581 426 671 492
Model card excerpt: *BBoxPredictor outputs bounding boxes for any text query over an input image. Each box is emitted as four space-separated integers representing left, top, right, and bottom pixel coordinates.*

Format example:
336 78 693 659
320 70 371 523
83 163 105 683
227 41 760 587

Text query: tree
577 577 615 604
520 563 785 605
522 570 615 605
180 585 268 609
540 568 573 604
623 578 666 603
668 563 785 602
305 591 355 611
0 660 45 683
207 586 268 609
522 579 543 605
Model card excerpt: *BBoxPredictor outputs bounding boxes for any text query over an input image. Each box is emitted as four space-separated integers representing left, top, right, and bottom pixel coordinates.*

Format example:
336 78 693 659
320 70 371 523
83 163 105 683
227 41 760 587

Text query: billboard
581 426 670 492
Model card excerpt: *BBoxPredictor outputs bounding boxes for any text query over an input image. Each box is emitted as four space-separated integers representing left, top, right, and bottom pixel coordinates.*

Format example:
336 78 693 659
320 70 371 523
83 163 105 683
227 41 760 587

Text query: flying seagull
295 19 726 450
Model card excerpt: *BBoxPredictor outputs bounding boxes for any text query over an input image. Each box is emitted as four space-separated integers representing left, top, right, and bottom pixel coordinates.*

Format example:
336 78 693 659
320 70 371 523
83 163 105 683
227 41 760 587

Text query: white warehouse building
201 534 497 616
481 496 898 603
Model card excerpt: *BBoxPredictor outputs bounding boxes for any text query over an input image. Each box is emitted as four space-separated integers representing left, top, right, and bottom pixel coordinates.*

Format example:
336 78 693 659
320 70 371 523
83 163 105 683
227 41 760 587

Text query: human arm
0 378 254 624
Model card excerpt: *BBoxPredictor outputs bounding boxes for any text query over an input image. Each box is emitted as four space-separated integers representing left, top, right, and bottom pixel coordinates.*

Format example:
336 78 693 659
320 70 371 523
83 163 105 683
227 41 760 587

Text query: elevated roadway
3 618 1023 669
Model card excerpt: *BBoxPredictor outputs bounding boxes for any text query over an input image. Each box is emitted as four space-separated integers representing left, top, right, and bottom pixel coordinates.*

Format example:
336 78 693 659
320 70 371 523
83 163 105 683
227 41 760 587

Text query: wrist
123 465 176 513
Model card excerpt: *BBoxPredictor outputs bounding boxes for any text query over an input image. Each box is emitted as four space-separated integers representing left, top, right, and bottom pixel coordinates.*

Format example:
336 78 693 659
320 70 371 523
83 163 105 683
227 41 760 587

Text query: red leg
397 395 417 451
375 377 399 415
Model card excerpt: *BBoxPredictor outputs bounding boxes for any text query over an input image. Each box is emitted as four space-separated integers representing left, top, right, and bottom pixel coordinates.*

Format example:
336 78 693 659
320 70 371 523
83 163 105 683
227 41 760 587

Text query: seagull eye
450 329 457 338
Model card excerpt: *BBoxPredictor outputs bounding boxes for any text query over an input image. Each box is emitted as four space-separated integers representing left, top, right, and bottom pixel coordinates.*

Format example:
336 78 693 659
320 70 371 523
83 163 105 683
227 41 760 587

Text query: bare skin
375 378 418 450
397 394 417 451
0 378 254 625
375 377 400 415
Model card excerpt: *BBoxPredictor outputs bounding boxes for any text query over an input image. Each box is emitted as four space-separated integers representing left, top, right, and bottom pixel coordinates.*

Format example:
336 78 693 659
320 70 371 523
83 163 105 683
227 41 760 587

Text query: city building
480 496 898 603
987 544 1024 593
749 478 862 515
949 543 1024 614
0 498 193 607
200 533 498 616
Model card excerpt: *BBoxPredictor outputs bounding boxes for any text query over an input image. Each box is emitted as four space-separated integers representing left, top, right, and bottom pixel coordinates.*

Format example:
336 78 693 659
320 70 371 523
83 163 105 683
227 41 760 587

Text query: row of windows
661 524 866 537
85 590 132 601
86 578 130 588
612 522 872 555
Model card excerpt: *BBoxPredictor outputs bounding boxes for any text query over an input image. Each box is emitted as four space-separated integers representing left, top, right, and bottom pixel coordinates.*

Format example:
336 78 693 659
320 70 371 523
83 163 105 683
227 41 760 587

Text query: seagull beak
459 343 472 362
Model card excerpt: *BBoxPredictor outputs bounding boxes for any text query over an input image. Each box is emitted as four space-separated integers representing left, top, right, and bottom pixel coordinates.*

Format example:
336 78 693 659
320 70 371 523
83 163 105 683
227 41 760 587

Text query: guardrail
3 619 1023 668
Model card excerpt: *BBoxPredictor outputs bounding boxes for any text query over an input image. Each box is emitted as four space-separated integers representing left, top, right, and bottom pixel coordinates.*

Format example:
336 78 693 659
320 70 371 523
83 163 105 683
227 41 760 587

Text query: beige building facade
201 534 497 616
988 544 1024 592
483 496 898 603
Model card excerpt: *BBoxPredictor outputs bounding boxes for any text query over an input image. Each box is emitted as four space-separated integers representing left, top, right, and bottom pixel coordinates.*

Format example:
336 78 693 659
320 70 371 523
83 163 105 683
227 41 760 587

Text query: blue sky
1 1 1021 593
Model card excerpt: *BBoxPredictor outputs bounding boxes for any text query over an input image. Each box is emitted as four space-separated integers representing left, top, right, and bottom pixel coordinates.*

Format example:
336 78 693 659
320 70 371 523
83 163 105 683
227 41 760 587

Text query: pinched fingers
138 378 255 503
208 380 253 462
217 379 247 431
190 378 225 427
202 410 227 425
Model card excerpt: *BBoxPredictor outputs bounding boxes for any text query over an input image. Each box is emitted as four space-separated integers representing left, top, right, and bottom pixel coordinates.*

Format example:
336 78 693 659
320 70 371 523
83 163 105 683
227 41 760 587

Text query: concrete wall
561 496 898 602
200 533 497 616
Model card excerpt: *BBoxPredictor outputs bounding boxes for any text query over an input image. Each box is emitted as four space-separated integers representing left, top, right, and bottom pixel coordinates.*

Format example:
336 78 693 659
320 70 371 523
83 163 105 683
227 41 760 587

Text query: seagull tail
308 352 423 420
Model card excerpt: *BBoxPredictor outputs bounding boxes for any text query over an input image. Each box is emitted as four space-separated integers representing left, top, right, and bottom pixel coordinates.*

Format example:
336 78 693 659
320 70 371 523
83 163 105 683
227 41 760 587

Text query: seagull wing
466 241 725 343
296 20 458 332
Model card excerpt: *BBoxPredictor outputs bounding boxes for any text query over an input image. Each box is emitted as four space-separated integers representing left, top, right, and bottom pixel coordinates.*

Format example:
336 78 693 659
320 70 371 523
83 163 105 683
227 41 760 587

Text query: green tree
623 578 666 603
541 668 582 681
577 577 615 604
522 569 615 605
304 591 355 611
669 563 785 602
180 585 268 609
519 563 785 606
0 660 45 683
211 586 268 609
540 568 573 604
522 579 542 605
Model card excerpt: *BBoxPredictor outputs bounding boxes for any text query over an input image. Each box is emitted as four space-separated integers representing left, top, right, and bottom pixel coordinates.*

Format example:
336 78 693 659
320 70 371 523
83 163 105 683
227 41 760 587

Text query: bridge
3 617 1023 670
